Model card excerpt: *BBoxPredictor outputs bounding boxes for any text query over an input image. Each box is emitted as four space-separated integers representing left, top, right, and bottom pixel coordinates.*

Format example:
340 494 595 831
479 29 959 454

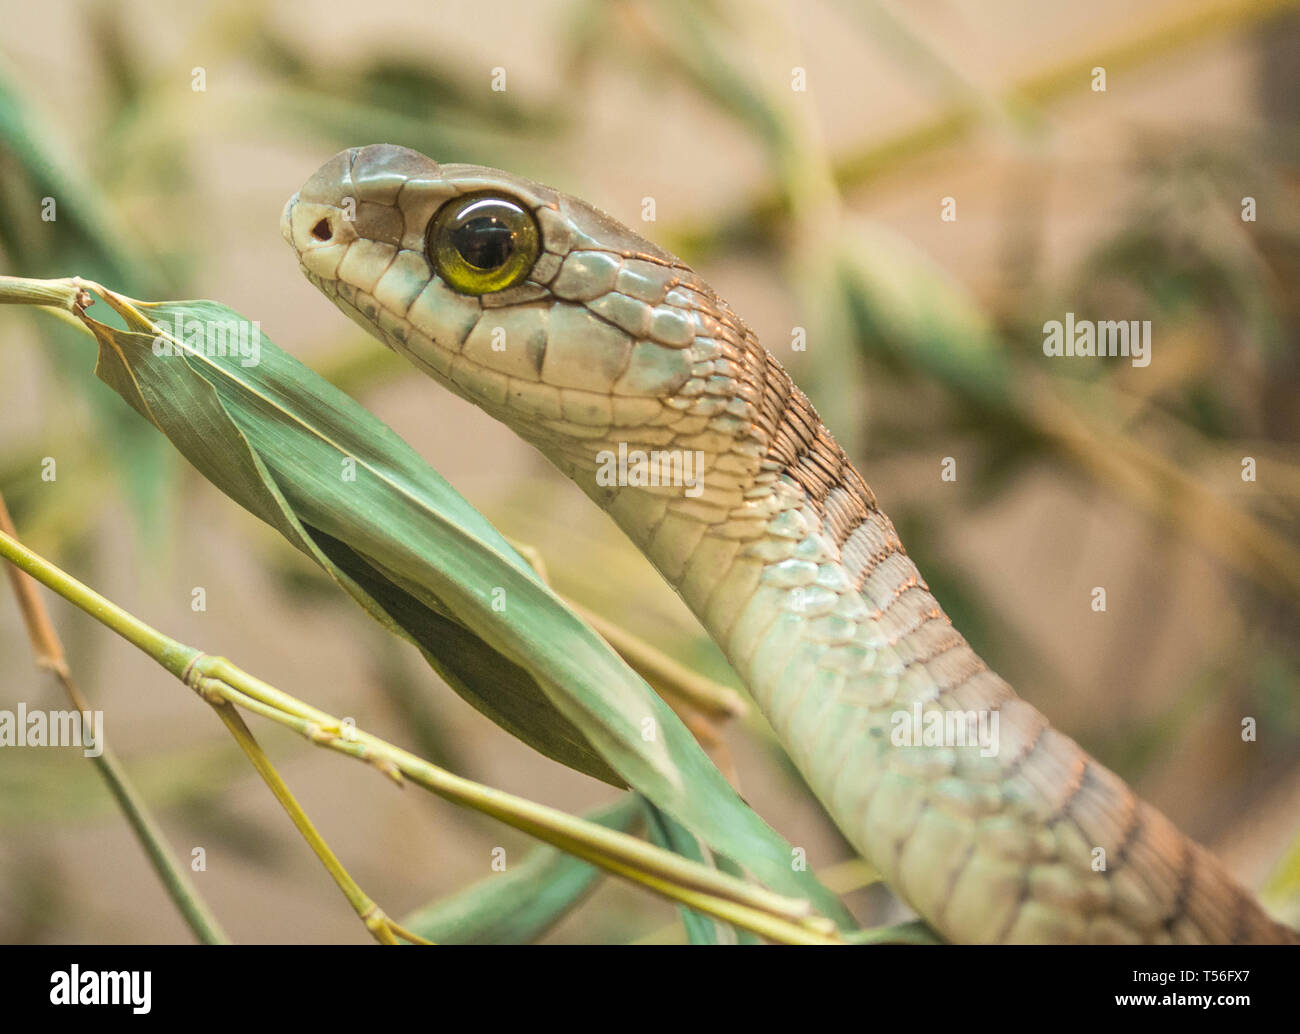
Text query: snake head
283 144 775 513
286 146 748 404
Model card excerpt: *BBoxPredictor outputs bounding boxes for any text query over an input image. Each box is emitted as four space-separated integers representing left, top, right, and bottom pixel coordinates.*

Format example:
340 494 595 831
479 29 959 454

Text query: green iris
427 193 540 295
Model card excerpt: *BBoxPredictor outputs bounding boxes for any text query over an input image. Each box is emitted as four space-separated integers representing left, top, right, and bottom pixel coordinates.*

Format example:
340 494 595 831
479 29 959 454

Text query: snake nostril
310 218 333 242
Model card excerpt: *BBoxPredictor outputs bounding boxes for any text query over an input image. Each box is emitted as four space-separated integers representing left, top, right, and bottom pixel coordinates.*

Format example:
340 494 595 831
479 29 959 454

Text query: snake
280 143 1295 944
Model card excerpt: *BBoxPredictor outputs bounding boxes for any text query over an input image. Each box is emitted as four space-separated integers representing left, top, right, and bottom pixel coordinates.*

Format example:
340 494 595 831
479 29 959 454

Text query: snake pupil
452 217 514 270
428 192 540 295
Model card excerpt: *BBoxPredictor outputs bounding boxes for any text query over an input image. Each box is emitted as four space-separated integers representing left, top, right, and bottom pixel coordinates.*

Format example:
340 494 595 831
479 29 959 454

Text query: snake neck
531 338 1296 946
528 324 899 649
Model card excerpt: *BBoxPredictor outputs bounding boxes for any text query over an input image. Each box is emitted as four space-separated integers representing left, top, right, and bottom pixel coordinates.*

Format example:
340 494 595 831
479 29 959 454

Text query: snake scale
281 144 1295 944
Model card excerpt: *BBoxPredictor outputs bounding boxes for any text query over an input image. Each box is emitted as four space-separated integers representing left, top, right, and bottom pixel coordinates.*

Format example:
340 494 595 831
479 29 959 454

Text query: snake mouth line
301 270 669 444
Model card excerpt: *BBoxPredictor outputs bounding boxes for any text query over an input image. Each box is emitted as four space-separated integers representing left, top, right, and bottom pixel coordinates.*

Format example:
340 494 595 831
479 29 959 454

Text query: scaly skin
281 144 1296 944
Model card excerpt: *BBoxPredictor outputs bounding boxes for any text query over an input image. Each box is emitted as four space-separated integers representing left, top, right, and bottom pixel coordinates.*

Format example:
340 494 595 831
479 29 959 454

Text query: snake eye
427 193 540 295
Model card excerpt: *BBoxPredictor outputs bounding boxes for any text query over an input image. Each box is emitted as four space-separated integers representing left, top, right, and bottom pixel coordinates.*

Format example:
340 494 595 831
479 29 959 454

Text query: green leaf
642 799 761 945
844 920 943 945
402 796 642 944
87 292 619 784
73 285 853 927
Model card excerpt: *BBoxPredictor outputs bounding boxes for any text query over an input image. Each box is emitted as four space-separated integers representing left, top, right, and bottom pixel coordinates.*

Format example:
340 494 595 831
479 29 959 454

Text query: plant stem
0 524 840 944
0 494 229 944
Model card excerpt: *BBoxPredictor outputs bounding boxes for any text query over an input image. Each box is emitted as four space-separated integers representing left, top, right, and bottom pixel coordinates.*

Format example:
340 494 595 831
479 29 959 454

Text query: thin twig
202 697 425 945
0 493 229 944
0 523 841 944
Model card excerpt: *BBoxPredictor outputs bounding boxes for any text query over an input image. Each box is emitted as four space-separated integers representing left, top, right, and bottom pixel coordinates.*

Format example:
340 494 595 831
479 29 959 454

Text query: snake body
282 144 1294 943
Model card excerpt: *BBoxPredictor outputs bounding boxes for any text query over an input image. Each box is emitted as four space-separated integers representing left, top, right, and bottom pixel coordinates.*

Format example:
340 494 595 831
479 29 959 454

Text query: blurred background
0 0 1297 943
